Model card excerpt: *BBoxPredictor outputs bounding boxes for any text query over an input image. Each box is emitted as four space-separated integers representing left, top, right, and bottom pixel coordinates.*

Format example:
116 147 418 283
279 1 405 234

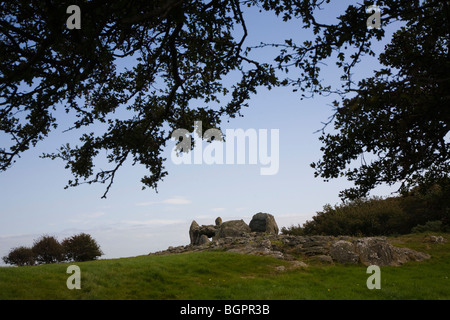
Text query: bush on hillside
400 182 450 229
411 220 448 233
303 197 410 236
281 224 305 236
282 182 450 237
32 235 65 264
62 233 103 262
3 233 103 266
2 246 35 266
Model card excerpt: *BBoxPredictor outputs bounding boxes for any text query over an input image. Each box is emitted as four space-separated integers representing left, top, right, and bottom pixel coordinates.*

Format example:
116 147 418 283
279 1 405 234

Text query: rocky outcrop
249 213 279 234
330 237 431 266
158 220 430 266
355 238 398 266
425 235 447 243
330 240 360 264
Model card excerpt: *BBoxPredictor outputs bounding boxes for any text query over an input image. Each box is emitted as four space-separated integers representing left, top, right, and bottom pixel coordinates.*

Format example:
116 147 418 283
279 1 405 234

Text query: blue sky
0 1 399 264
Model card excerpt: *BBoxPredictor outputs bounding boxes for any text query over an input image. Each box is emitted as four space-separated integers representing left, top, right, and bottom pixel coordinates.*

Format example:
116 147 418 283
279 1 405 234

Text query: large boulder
249 213 279 234
215 219 251 239
354 237 396 266
330 240 359 264
198 234 210 245
355 237 430 266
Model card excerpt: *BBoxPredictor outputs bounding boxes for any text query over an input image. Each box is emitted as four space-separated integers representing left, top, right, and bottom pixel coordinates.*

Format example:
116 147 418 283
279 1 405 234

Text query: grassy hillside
0 233 449 300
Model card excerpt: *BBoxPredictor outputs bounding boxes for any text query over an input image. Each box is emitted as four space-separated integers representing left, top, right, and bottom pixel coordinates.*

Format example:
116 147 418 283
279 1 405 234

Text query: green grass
0 233 449 300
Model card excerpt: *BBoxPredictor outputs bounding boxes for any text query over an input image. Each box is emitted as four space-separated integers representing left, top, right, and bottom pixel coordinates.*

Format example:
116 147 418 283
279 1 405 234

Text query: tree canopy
1 0 448 199
1 0 278 198
309 0 450 199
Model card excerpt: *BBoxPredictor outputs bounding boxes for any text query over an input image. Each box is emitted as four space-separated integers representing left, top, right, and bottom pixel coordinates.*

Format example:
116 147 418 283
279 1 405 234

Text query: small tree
2 246 35 266
32 235 64 264
62 233 103 262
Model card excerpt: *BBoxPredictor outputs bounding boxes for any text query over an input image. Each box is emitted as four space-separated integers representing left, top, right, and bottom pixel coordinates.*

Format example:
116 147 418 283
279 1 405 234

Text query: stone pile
150 213 432 267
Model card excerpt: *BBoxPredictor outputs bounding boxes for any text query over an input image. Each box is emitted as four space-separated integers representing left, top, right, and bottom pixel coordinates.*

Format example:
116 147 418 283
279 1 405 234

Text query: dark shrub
62 233 103 262
2 246 35 266
281 224 304 236
298 197 409 236
283 182 449 237
411 220 446 233
32 235 64 264
400 182 450 230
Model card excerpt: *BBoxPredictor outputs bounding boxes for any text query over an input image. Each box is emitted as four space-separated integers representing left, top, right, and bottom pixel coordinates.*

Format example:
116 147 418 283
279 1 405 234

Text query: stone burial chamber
189 212 278 245
154 213 431 267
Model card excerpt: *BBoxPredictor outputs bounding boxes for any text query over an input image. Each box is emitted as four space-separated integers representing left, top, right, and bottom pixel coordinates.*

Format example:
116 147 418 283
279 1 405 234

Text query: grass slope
0 233 449 300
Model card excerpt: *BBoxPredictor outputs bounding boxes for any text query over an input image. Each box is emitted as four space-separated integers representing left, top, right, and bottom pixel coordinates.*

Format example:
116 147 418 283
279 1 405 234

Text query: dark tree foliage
281 182 450 237
31 235 64 264
62 233 103 262
2 233 103 265
2 246 35 266
247 0 449 199
0 0 277 197
1 0 449 199
307 1 450 199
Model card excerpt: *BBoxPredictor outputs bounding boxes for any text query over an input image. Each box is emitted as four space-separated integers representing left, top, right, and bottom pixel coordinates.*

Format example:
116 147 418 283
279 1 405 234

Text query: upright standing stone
249 213 279 234
189 220 200 245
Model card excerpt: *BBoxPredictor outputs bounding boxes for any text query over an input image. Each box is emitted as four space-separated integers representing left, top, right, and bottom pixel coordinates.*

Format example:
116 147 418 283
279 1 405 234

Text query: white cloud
211 207 226 212
85 211 106 218
136 196 191 206
135 201 157 207
121 219 186 226
67 211 106 224
162 196 191 205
